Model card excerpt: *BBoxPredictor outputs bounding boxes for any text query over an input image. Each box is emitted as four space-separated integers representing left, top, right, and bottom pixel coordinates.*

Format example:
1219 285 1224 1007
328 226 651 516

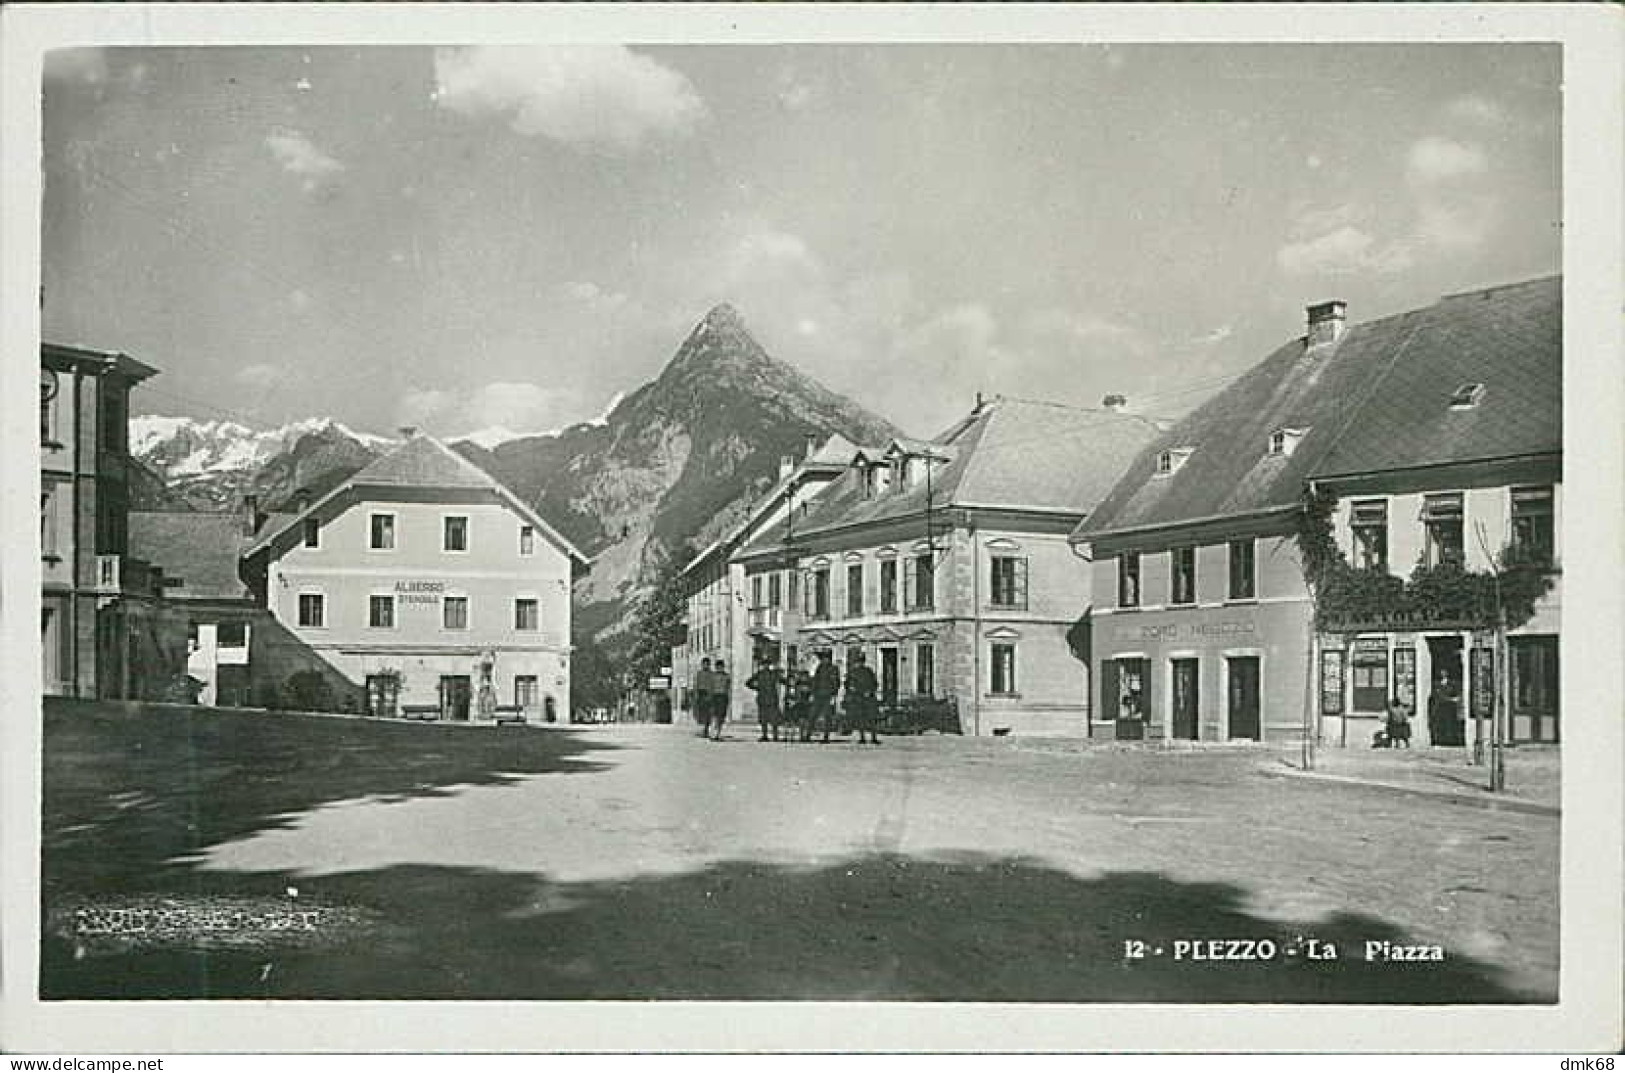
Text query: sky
41 43 1561 440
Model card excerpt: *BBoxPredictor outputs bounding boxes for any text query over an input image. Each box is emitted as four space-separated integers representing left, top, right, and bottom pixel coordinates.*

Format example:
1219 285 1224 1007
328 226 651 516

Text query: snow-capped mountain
132 416 393 480
450 391 625 451
129 415 394 511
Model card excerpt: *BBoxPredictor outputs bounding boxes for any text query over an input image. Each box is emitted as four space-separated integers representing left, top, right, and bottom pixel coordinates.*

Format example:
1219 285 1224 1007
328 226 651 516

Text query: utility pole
1474 520 1507 791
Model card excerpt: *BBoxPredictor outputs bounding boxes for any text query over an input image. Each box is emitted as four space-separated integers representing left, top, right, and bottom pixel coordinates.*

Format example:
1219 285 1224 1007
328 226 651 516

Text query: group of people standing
691 649 882 745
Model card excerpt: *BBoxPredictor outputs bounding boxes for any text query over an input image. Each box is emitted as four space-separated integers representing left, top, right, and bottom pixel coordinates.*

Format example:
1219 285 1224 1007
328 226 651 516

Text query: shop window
1228 539 1255 600
1422 492 1464 568
1118 552 1141 608
369 594 396 629
444 516 469 552
990 643 1018 695
1350 638 1388 712
1510 486 1554 566
915 642 935 697
1351 499 1388 571
990 555 1029 609
369 513 396 550
298 593 326 628
1319 649 1345 715
847 563 865 617
1510 636 1559 743
443 596 469 630
1170 547 1197 605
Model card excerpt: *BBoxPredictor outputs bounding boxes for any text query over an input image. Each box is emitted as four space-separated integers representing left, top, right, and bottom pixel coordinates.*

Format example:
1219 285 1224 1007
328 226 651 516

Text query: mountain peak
701 302 745 330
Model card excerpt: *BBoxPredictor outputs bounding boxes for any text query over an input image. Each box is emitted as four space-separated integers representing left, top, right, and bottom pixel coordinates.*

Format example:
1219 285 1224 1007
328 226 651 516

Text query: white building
241 431 589 722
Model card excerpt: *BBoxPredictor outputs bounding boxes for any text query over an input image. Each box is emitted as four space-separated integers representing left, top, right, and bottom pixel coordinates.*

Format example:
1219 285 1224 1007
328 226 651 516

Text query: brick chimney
398 425 418 439
1306 300 1347 348
803 433 818 460
293 486 312 513
1101 393 1127 412
778 455 796 480
241 494 260 538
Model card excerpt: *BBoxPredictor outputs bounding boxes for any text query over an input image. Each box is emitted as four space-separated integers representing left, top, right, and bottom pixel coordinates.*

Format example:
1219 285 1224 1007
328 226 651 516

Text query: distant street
43 704 1558 1001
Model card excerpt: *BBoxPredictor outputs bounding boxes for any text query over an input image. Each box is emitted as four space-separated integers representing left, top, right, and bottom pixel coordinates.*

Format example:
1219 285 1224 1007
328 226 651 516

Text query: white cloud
397 382 589 440
1406 136 1488 185
44 49 108 85
1444 94 1505 127
397 388 456 430
1191 324 1234 346
1406 136 1498 251
432 46 705 152
235 363 280 390
1276 225 1414 277
265 130 345 189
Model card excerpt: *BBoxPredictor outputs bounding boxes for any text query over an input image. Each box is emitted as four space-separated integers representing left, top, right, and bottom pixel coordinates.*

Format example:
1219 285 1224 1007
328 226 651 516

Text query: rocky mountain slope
130 305 904 639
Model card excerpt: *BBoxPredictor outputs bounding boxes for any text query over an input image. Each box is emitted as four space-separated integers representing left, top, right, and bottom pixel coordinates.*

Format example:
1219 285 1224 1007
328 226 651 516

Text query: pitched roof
1076 275 1561 541
345 432 501 488
242 432 587 565
682 433 862 576
129 510 292 599
738 397 1160 556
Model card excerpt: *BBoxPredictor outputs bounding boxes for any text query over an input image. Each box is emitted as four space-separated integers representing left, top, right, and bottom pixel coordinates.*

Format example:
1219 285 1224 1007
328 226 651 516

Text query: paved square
43 704 1558 1001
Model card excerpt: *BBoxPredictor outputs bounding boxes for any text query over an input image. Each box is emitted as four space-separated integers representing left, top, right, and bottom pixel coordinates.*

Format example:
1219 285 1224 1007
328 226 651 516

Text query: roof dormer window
1448 382 1486 410
1267 427 1309 457
1154 447 1194 478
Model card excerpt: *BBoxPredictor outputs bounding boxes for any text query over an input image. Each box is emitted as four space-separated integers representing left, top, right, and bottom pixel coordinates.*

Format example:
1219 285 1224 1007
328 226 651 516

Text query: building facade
241 432 588 723
40 343 186 700
670 435 856 719
736 398 1159 737
1074 276 1561 748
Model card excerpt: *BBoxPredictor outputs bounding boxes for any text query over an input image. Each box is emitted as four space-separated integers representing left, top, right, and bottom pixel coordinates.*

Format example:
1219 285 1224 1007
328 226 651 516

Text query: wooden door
1226 657 1260 740
1172 658 1199 740
440 675 471 722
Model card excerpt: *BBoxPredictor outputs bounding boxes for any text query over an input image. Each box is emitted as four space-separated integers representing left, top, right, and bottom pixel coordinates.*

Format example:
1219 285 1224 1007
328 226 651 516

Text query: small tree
627 542 697 684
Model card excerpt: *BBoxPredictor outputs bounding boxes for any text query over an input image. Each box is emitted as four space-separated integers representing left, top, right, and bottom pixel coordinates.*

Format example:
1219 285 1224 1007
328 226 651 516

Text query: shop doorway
1510 635 1559 743
1226 656 1261 740
1113 657 1148 740
439 675 472 722
1425 637 1465 746
1171 658 1200 740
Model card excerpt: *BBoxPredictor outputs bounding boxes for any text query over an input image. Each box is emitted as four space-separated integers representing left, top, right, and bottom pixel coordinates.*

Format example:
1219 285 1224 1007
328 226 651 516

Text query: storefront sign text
1117 620 1257 643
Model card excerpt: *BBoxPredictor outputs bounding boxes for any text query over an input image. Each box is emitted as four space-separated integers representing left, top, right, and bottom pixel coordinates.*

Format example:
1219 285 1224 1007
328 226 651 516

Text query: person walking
708 660 732 741
746 658 785 742
691 658 714 738
844 650 882 745
811 650 842 744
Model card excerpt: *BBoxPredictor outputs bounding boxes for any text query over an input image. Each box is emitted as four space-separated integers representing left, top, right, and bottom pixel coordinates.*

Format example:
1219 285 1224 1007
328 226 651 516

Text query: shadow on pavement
42 699 620 894
43 852 1548 1003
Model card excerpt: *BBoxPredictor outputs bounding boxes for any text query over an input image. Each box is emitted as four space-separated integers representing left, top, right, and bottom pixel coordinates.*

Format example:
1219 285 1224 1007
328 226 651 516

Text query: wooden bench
400 704 441 722
493 705 528 726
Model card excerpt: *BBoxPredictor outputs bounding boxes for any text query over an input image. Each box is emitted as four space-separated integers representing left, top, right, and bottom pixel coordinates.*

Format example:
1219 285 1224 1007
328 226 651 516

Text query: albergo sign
394 580 445 606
